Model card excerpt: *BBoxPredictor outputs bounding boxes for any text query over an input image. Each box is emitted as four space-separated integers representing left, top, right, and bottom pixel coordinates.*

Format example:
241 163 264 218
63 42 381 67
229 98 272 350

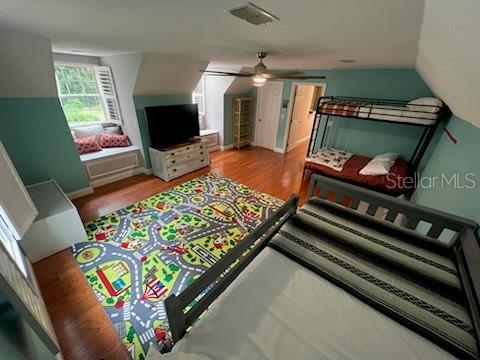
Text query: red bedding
319 100 364 117
305 154 409 196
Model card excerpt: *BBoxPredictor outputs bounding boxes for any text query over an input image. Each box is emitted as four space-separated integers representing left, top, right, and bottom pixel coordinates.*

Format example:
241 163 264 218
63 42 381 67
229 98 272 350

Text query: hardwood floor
33 143 310 360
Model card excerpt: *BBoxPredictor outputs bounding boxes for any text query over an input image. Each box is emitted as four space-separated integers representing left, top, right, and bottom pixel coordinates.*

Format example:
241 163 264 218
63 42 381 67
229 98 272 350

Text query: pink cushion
74 136 101 154
100 133 130 148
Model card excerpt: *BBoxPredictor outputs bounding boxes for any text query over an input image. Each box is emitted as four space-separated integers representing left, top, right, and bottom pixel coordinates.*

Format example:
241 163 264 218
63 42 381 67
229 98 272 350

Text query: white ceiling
0 0 425 69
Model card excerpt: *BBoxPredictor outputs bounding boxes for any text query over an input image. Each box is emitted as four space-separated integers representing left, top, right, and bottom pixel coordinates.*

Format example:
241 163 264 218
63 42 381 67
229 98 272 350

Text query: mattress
148 250 457 359
304 154 409 196
269 199 478 360
357 105 438 125
318 100 438 125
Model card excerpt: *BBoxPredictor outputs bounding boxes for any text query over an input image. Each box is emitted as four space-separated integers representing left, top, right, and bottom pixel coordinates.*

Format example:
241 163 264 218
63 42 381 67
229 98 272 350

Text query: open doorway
284 83 326 152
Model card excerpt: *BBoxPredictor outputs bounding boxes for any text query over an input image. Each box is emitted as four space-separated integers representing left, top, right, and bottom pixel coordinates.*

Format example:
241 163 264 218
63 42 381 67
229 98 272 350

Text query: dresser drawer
165 142 207 159
165 150 207 168
167 156 209 176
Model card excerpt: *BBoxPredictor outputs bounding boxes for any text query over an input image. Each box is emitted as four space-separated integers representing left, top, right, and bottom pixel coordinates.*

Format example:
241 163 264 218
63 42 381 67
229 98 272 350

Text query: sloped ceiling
1 0 424 69
0 30 57 97
134 53 208 95
225 67 254 94
416 0 480 127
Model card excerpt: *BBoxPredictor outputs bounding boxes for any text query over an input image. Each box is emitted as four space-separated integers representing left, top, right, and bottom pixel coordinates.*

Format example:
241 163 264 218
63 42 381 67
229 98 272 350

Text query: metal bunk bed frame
305 96 449 179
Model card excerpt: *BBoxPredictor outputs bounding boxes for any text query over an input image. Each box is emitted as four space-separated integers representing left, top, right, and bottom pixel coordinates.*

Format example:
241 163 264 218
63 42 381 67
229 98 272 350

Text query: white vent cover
229 2 279 25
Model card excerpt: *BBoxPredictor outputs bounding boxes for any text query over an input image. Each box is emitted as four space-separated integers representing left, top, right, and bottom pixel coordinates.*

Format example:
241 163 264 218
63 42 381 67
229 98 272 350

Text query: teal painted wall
414 115 480 223
224 94 233 146
274 69 433 159
0 98 90 193
133 95 192 167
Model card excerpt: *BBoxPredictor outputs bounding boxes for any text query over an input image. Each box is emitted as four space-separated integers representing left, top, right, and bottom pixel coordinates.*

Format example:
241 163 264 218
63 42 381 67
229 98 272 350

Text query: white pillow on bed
406 97 443 113
359 153 398 176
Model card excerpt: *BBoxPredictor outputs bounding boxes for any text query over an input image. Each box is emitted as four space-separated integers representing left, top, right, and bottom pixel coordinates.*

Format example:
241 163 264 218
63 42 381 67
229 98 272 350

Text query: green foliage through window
54 65 107 124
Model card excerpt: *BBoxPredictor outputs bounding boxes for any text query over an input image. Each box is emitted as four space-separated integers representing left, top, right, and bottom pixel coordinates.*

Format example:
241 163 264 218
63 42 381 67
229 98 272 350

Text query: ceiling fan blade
267 74 327 80
200 70 253 77
262 70 301 79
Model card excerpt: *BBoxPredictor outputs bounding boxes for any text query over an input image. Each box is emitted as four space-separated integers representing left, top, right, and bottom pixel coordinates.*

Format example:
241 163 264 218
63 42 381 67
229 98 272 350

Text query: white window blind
94 65 122 123
192 75 206 115
0 142 37 240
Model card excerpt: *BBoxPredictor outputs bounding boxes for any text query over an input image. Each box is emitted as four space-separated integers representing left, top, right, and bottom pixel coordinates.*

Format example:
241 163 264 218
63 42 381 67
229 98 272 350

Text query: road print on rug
71 173 283 359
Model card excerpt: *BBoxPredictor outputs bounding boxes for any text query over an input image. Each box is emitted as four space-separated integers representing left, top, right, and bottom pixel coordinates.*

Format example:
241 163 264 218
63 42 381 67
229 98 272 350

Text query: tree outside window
55 64 106 124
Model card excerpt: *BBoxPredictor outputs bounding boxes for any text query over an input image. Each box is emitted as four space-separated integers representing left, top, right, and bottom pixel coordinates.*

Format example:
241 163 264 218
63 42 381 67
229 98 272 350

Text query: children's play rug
71 173 283 359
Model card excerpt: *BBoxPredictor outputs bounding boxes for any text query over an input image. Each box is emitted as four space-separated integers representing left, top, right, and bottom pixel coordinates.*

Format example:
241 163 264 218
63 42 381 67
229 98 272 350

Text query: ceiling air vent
229 2 279 26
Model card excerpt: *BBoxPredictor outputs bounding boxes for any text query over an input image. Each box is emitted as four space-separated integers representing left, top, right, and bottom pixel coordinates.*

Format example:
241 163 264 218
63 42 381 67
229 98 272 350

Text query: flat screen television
145 104 200 149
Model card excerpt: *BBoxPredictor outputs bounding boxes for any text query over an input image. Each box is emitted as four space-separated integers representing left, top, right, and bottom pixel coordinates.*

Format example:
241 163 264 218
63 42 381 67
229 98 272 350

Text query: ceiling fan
201 52 326 87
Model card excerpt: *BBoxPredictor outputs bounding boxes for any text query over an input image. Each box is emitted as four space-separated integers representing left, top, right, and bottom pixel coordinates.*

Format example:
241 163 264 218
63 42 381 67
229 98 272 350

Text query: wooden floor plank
33 143 310 359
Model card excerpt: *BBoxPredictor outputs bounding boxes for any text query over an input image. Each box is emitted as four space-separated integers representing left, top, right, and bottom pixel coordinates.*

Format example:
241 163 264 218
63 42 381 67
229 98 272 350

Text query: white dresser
149 139 210 181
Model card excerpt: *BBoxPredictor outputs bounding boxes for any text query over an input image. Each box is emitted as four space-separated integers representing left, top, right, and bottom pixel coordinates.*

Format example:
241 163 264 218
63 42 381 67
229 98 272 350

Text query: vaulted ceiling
2 0 479 127
1 0 424 69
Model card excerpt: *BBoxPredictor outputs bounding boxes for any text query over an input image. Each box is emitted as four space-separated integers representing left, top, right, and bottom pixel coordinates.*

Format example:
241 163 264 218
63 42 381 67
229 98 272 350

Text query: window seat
199 129 219 151
200 129 218 136
79 145 142 188
79 145 139 163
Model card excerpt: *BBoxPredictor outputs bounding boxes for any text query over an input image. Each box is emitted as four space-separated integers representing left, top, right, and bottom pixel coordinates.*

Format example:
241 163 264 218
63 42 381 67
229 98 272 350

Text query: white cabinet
199 129 219 152
21 180 87 262
149 139 210 181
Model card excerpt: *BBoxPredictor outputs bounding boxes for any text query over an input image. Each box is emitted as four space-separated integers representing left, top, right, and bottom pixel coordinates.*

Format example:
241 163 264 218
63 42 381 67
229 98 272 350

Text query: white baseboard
90 167 147 188
67 186 94 200
220 144 234 151
274 147 286 154
143 167 153 175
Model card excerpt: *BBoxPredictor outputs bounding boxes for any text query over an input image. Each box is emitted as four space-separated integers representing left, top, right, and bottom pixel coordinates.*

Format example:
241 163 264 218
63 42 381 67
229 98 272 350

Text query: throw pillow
103 125 123 135
74 136 101 154
359 153 398 176
100 133 130 148
73 124 104 141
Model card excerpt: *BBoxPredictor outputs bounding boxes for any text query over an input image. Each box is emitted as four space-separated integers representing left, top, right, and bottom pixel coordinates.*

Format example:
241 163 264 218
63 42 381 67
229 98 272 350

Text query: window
192 74 206 116
54 64 121 125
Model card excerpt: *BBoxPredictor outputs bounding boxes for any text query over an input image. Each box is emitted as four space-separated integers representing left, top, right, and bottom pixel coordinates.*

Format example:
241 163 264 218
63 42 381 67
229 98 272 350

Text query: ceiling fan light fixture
253 75 267 87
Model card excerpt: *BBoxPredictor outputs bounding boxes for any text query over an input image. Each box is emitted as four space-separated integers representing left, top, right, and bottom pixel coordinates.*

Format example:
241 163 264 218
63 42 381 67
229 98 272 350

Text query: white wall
225 76 253 95
53 53 100 65
205 75 234 145
100 53 145 163
0 30 57 97
416 0 480 127
134 53 208 95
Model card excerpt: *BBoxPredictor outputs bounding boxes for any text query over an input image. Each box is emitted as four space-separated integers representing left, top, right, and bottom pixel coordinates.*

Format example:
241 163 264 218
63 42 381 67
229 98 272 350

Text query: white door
287 85 315 152
256 81 283 150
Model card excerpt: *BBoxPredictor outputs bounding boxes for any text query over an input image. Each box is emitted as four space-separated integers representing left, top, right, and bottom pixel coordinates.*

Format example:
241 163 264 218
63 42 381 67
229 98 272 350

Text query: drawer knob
186 147 190 150
171 152 175 156
201 159 204 162
200 152 204 155
173 168 177 172
171 160 176 164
